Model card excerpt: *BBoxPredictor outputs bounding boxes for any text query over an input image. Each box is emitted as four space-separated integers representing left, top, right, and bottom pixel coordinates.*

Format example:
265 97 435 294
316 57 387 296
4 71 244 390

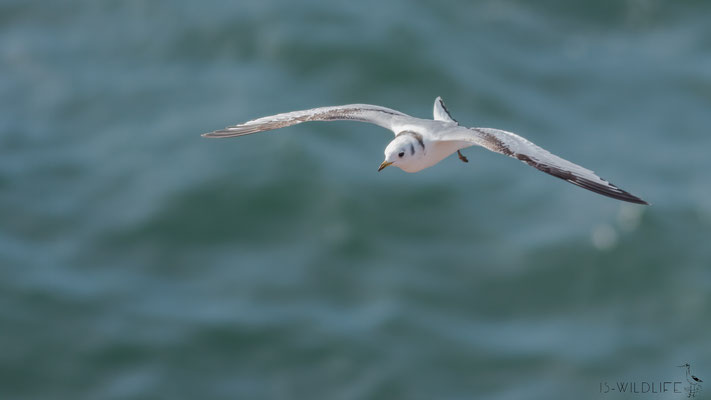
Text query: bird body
384 129 470 172
203 97 647 205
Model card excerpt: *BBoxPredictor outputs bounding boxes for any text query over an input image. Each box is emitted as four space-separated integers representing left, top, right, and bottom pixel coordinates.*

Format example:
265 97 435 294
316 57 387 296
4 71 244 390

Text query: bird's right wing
203 104 411 138
439 126 648 204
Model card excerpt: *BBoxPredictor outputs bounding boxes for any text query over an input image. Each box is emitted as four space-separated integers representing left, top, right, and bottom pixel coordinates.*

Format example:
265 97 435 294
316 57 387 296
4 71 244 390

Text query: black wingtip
521 157 649 205
594 182 649 205
623 196 649 206
570 178 649 205
201 128 249 138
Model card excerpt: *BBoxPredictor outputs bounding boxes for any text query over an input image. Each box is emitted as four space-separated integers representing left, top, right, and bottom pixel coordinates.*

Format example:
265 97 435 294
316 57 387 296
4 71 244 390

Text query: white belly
405 140 471 172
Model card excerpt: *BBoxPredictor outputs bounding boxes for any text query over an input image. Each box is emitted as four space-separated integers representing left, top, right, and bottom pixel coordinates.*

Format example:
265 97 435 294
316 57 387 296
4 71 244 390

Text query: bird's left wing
203 104 410 138
439 126 648 204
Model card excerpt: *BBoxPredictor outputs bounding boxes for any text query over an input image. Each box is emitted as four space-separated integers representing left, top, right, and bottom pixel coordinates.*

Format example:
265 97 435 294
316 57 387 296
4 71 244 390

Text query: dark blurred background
1 0 710 399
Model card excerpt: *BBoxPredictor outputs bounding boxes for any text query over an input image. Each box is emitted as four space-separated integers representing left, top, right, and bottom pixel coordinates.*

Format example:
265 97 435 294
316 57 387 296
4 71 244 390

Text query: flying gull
203 97 648 204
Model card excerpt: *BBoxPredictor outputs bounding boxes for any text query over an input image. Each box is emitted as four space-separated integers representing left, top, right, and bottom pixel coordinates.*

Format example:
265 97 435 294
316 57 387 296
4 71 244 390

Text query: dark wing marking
202 104 410 138
433 96 458 124
441 126 648 204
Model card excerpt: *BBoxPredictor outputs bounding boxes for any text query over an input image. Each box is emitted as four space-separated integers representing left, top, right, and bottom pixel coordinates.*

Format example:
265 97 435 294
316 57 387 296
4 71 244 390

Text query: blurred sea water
1 0 710 399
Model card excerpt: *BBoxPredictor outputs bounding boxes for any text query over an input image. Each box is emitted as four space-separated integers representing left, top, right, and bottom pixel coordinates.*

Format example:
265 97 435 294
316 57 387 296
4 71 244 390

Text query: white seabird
203 97 648 204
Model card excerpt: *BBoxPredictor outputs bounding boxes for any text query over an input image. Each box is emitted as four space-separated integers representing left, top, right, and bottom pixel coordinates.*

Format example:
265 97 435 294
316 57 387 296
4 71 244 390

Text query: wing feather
442 126 648 204
202 104 410 138
433 96 458 124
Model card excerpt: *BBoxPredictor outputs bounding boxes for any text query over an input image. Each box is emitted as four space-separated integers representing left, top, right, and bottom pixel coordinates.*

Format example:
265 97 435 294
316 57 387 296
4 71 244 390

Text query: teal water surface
2 0 711 399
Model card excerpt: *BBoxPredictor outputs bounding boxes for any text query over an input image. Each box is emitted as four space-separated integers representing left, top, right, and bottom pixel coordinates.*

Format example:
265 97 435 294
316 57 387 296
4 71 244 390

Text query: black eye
398 152 405 157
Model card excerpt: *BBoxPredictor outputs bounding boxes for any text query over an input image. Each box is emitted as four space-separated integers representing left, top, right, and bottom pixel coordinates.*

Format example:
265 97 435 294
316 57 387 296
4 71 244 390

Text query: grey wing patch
203 104 410 138
433 96 458 124
443 127 648 205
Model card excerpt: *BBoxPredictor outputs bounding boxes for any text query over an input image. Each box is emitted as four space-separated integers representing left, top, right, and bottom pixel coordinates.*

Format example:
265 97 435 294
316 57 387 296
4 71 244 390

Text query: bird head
379 132 424 173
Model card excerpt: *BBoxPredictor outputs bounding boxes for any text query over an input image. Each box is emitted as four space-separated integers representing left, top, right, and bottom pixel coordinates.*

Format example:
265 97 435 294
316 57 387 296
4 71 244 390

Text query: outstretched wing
440 126 648 204
203 104 411 138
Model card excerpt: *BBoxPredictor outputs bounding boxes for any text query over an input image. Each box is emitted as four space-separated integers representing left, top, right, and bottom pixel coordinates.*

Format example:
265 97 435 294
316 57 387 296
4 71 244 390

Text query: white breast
420 140 472 171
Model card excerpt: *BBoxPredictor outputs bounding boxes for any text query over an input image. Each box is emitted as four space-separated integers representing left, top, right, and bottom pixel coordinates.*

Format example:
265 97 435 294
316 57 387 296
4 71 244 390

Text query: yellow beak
378 161 393 172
